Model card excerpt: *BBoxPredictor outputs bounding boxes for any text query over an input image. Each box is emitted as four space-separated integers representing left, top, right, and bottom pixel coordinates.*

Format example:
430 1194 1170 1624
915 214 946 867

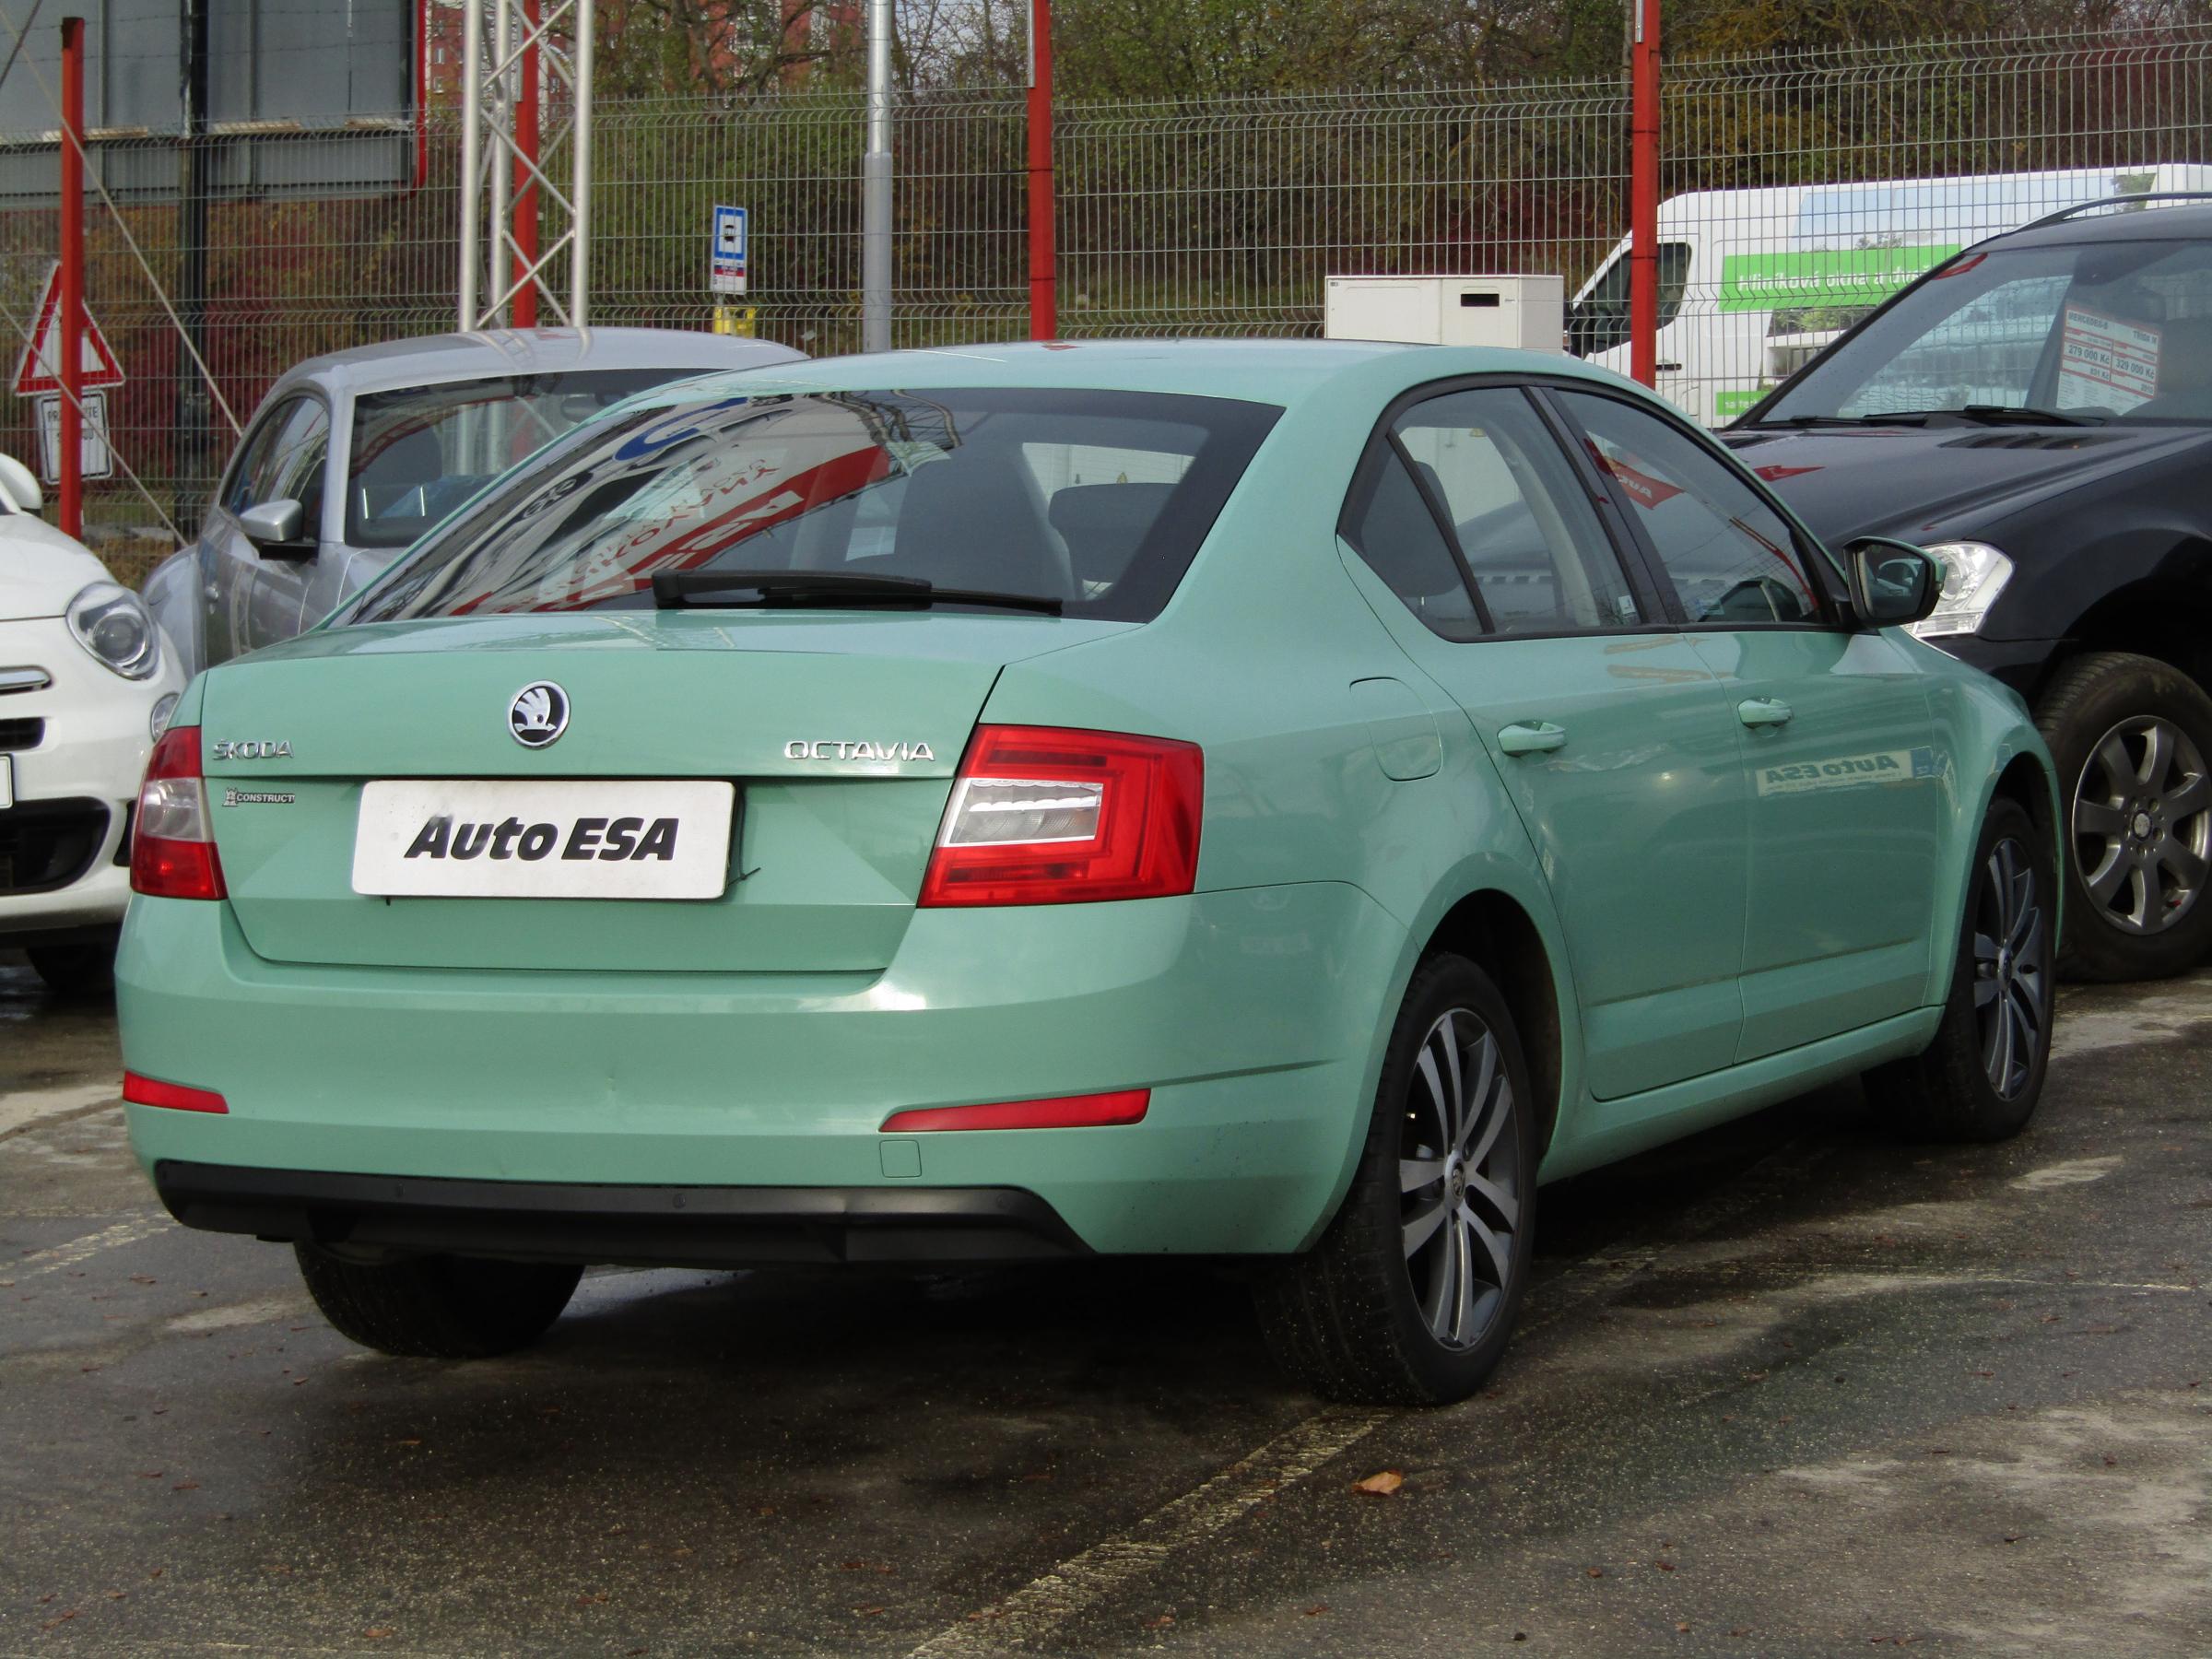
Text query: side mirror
1844 536 1939 629
0 453 42 512
239 498 314 559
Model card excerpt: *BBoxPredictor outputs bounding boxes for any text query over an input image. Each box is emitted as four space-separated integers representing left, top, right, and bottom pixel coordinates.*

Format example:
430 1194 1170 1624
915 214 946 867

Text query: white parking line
0 1081 119 1139
9 1214 169 1279
905 1129 1841 1653
903 1406 1393 1657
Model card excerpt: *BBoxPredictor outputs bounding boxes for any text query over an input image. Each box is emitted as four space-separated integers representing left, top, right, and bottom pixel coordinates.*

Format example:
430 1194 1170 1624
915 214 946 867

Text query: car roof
1983 198 2212 251
276 327 805 400
618 337 1634 411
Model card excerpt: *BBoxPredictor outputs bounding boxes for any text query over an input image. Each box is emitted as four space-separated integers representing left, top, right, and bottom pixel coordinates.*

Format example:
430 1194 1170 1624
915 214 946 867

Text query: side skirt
1537 1006 1943 1183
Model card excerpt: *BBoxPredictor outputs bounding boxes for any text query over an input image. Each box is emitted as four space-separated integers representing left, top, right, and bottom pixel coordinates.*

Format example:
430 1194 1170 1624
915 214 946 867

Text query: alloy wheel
1973 837 2049 1100
1397 1009 1521 1351
2072 715 2212 935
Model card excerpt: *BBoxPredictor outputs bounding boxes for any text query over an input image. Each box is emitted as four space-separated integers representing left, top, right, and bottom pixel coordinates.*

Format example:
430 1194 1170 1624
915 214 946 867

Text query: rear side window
1339 448 1483 641
346 388 1278 624
1394 389 1642 633
1555 391 1824 626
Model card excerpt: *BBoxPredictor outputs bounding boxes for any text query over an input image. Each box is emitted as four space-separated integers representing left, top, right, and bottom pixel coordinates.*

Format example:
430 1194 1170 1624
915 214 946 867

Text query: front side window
1394 389 1642 633
1569 242 1692 358
224 395 327 518
1756 236 2212 424
1556 391 1824 626
347 370 688 550
344 388 1278 624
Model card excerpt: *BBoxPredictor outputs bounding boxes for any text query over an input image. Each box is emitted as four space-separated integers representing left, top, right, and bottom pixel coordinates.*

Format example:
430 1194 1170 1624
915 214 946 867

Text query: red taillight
129 726 226 900
918 725 1202 907
881 1088 1150 1132
122 1071 229 1114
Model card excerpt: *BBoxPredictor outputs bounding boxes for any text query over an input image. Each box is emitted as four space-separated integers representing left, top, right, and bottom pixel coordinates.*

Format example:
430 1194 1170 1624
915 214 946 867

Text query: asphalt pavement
3 952 2207 1657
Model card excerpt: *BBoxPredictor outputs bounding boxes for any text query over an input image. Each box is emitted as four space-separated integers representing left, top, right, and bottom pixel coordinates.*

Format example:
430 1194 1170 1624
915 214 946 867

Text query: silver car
145 328 804 675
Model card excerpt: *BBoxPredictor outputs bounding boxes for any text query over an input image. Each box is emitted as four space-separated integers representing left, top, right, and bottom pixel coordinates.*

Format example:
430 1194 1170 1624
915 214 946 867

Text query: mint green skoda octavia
116 342 2058 1405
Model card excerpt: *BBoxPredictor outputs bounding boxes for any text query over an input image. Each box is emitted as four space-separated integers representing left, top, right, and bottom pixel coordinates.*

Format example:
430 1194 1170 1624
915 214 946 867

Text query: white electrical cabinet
1323 275 1566 352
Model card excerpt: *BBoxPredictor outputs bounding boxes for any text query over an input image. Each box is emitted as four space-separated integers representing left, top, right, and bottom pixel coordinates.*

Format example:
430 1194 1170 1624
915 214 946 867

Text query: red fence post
1629 0 1660 388
512 0 540 329
58 18 86 536
1027 0 1055 341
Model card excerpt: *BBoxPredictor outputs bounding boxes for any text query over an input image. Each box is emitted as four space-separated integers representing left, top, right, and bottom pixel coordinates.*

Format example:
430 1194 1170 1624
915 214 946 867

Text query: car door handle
1737 698 1794 728
1656 360 1684 372
1497 722 1569 755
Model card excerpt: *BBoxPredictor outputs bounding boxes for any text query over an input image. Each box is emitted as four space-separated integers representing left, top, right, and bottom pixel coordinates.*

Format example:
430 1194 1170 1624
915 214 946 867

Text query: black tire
1865 797 2053 1143
295 1246 582 1359
27 940 115 1001
2035 651 2212 982
1253 953 1538 1406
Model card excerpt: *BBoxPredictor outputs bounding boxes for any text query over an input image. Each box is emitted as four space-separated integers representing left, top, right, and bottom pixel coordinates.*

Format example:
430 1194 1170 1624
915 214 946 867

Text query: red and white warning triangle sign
13 262 124 396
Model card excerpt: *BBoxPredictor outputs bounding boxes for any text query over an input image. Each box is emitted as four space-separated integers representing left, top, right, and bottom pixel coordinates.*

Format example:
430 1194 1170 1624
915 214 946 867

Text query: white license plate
351 780 735 900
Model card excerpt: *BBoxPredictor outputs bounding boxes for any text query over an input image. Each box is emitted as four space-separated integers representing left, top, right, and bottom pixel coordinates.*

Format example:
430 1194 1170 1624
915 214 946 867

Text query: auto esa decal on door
351 780 735 900
1756 747 1945 797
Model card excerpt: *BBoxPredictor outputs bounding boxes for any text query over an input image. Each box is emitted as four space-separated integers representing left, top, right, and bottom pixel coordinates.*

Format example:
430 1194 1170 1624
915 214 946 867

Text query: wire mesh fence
2 21 2207 568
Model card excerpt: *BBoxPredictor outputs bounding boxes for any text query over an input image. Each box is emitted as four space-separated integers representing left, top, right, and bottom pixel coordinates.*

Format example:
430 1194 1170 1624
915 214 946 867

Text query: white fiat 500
0 457 186 994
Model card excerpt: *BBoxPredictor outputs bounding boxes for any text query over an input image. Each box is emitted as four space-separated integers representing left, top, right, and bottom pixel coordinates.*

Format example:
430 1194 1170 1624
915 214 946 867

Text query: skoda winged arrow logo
508 681 570 748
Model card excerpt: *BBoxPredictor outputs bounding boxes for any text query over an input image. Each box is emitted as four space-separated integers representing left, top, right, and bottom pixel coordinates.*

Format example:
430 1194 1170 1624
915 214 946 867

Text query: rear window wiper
652 569 1064 616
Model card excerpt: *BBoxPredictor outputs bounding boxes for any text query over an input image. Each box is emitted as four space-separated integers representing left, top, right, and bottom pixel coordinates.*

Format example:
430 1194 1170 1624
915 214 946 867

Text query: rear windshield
347 370 691 549
343 387 1280 624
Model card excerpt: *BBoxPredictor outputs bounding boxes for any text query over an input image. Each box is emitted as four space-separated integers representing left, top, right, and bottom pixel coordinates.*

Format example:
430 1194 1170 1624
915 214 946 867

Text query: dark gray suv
1727 195 2212 982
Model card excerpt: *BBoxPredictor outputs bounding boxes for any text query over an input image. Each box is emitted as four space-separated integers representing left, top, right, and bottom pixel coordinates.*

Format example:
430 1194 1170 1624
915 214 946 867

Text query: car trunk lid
198 610 1129 971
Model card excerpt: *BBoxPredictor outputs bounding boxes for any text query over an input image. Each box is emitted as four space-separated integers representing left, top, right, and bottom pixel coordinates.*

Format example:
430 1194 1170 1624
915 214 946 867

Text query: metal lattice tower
456 0 594 330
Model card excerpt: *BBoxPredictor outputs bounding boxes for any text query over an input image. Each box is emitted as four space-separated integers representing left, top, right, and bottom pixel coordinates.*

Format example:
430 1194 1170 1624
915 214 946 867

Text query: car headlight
149 691 180 740
65 582 160 680
1909 542 2014 639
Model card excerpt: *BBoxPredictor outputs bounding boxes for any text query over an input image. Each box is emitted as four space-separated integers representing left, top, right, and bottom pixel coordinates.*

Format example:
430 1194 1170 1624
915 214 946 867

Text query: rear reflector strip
123 1071 229 1114
881 1088 1150 1133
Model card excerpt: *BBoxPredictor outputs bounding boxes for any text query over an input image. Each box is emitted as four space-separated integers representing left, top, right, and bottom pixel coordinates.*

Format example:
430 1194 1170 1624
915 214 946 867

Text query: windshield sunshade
343 387 1280 625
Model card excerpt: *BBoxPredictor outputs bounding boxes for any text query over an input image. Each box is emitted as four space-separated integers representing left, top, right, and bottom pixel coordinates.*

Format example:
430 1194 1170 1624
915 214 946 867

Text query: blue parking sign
712 204 747 295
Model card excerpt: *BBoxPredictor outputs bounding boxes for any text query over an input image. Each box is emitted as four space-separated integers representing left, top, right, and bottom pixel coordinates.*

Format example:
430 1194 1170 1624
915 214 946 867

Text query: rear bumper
118 884 1406 1256
152 1161 1088 1266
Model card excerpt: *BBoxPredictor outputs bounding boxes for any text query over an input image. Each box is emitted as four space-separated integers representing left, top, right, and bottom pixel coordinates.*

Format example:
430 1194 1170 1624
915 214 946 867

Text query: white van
1567 164 2212 425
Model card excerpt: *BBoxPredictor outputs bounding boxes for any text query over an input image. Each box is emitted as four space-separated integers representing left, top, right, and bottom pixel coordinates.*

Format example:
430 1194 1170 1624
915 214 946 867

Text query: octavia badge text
783 738 935 762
